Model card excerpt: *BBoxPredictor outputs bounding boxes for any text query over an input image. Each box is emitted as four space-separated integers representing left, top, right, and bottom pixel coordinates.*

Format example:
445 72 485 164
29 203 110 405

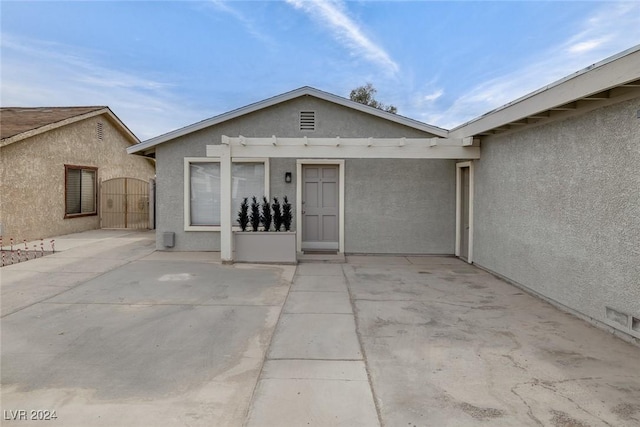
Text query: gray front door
302 165 339 251
460 167 470 260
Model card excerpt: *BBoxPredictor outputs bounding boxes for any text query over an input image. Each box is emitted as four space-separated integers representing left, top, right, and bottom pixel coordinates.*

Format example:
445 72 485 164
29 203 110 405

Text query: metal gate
100 178 150 229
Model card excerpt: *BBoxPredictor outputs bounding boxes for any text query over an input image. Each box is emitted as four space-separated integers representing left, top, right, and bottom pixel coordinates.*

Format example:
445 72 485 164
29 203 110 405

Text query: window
232 162 265 220
190 162 220 226
65 165 97 217
185 158 269 230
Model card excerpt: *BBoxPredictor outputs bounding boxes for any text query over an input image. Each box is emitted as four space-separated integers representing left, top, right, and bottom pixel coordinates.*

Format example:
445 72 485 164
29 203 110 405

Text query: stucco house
128 87 479 256
129 45 639 343
449 47 640 344
0 107 156 241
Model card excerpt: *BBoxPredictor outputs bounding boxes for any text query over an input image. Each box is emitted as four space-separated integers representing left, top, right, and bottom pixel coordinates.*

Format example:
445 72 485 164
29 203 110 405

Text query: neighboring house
0 107 156 241
129 45 639 343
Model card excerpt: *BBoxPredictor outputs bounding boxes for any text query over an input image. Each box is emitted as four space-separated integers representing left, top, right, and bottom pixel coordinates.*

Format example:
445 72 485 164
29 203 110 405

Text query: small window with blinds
299 111 315 131
65 165 97 217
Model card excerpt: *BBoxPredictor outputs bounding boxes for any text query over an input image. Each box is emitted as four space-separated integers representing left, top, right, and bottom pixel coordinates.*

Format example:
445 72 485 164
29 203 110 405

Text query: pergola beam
209 136 480 159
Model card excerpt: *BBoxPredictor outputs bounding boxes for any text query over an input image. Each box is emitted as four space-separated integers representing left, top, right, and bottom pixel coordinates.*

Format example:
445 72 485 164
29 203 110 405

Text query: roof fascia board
1 108 139 147
128 87 446 155
449 45 640 138
103 108 141 145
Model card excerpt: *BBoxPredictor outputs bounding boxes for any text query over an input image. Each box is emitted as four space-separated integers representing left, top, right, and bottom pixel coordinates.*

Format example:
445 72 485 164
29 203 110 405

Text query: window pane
81 170 96 213
190 163 220 225
232 163 265 223
66 169 81 214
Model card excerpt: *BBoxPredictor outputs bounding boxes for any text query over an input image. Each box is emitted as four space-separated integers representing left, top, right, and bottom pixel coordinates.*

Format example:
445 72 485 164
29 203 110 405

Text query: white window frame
296 159 345 254
184 157 269 231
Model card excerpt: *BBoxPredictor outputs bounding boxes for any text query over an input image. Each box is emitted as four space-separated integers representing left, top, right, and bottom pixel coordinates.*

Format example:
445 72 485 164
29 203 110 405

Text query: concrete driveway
344 256 640 427
2 232 639 426
1 231 294 426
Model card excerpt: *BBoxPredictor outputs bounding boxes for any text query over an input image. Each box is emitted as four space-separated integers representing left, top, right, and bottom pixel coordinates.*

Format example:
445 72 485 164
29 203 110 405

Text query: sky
1 1 639 141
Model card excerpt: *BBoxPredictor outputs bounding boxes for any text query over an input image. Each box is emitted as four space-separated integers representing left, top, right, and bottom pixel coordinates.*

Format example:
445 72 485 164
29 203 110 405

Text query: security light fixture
285 172 292 183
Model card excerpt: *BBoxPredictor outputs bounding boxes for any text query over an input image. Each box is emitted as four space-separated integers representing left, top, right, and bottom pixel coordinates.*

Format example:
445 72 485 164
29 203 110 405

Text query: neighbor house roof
128 86 447 155
0 106 140 147
450 44 640 139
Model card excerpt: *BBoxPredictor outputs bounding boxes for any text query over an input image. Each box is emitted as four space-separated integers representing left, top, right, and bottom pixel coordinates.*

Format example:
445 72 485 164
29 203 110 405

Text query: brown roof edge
0 106 140 146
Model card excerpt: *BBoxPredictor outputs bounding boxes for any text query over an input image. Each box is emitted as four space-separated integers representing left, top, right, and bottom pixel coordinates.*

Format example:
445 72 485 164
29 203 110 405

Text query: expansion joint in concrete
342 264 384 427
241 265 299 426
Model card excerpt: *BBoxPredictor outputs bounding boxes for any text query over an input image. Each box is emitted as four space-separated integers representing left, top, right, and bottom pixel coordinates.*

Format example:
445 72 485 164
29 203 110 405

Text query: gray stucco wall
155 96 454 253
345 159 455 254
473 97 640 340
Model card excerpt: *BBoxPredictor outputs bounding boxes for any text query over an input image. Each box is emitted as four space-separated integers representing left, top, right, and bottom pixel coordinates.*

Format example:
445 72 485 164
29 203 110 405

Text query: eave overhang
449 45 640 139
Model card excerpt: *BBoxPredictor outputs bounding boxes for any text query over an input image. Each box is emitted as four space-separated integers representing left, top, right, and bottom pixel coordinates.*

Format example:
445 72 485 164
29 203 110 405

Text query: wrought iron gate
100 178 150 229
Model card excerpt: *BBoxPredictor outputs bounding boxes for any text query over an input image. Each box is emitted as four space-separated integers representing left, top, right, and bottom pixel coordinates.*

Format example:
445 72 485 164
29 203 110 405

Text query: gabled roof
450 44 640 138
0 106 140 147
128 86 447 155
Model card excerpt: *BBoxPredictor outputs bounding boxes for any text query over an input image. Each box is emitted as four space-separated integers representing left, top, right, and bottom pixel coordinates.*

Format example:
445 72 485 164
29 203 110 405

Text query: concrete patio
1 231 639 426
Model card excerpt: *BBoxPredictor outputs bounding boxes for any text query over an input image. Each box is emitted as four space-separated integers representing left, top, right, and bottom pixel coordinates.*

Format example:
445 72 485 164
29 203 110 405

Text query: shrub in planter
272 197 283 232
283 196 292 232
250 196 260 232
261 196 272 231
237 197 249 231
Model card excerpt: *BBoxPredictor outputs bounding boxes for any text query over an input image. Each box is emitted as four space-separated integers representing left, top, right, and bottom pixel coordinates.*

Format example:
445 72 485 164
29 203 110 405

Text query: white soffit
449 45 640 138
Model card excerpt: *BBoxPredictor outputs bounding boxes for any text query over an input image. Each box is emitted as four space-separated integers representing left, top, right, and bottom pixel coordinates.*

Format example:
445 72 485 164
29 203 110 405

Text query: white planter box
234 231 297 264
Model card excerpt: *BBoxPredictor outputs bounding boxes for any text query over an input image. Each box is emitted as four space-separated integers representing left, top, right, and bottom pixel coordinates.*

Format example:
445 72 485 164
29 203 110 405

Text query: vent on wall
97 122 104 140
606 306 640 337
299 111 315 131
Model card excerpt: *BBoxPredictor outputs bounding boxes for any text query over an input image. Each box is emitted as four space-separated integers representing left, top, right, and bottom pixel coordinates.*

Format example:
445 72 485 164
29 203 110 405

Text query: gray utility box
163 232 175 248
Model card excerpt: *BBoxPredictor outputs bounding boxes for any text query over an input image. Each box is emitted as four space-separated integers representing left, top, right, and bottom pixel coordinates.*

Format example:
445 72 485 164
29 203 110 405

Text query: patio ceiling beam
550 102 578 111
210 136 480 159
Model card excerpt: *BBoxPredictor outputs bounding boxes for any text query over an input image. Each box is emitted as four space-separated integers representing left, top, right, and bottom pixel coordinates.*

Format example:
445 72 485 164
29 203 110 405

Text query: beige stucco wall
0 115 155 240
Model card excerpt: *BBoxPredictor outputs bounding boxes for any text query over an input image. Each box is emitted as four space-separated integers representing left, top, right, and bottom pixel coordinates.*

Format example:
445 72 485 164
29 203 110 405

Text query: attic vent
96 122 104 140
299 111 315 131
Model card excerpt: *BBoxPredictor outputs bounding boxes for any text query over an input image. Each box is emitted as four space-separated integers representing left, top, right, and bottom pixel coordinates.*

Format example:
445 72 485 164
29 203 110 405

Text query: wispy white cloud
422 2 640 129
567 38 607 54
207 0 275 46
562 2 633 56
0 34 206 140
285 0 399 75
422 89 444 103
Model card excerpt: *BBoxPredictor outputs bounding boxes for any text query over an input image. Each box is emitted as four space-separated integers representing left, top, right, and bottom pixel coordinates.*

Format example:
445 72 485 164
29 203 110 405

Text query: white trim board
183 157 270 232
455 161 474 264
296 159 345 255
450 45 640 138
208 136 480 159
